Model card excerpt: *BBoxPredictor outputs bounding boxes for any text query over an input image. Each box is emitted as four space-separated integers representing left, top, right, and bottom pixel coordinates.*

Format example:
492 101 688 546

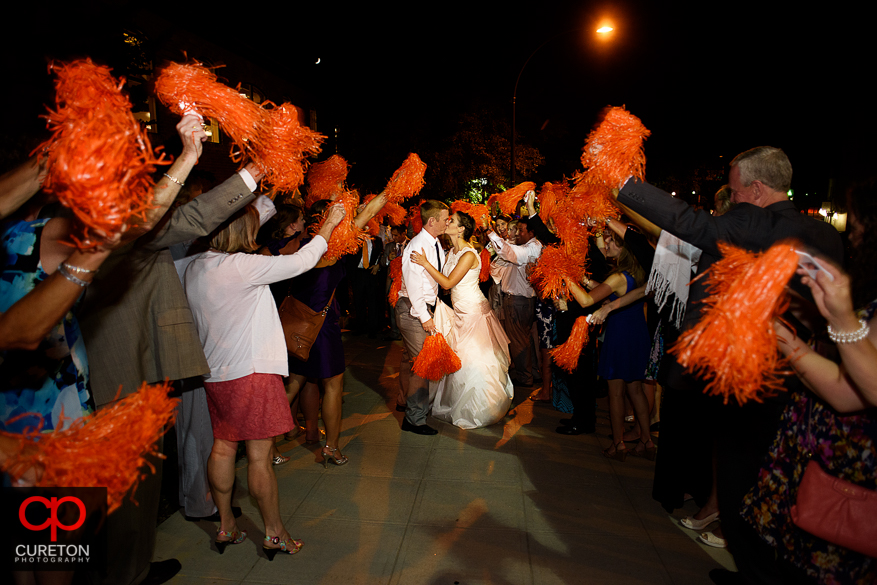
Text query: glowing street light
512 25 617 183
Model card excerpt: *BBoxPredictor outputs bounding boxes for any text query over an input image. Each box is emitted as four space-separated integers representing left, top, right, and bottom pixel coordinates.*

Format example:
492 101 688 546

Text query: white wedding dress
430 248 514 429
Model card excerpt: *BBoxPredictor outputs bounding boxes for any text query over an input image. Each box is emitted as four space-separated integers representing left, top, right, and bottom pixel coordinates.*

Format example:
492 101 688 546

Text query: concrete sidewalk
155 335 732 584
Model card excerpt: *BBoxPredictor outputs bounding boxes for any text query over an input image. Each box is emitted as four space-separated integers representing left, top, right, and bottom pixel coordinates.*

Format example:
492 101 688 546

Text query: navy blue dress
280 239 349 379
597 272 650 382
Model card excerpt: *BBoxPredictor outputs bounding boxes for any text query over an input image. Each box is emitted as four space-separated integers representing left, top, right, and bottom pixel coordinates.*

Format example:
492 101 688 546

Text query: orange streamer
385 153 427 204
492 182 536 215
306 155 349 208
550 317 590 372
388 256 403 307
37 59 166 248
258 103 325 193
310 190 366 262
412 333 462 381
529 245 588 300
375 201 407 227
155 61 264 165
579 106 651 189
671 242 800 404
0 381 177 514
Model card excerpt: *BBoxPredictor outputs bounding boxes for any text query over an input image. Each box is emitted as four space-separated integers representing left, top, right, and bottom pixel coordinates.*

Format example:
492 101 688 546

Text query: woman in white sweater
184 202 344 560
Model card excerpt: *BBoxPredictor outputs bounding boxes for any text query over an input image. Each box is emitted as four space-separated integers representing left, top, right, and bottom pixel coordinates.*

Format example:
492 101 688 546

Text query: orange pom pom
550 317 590 372
579 106 651 189
37 59 166 248
385 153 426 204
491 182 536 215
258 103 324 193
536 181 567 225
155 61 264 165
529 245 587 300
479 248 491 282
671 242 800 404
412 333 462 381
375 201 407 227
305 155 348 208
0 381 177 513
310 190 366 261
388 256 403 307
409 203 423 235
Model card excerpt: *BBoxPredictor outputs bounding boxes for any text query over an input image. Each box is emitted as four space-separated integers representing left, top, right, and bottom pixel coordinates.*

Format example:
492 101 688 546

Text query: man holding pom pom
396 200 449 435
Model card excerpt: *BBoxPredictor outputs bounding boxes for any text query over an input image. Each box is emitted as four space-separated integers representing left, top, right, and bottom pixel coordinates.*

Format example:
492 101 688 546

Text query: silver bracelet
827 319 870 344
57 263 89 287
163 173 185 186
61 262 96 275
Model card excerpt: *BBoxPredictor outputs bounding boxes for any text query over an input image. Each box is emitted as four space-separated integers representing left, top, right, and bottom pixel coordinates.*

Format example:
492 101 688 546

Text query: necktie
435 242 442 272
361 240 369 269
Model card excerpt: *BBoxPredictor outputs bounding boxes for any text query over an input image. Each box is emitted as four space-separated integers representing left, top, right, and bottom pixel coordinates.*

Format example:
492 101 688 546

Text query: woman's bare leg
244 438 290 540
606 379 627 455
626 380 655 453
320 373 344 456
208 438 240 534
299 381 321 442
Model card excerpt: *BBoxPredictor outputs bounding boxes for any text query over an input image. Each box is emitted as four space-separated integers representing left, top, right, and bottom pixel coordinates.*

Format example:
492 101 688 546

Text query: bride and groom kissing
394 201 514 434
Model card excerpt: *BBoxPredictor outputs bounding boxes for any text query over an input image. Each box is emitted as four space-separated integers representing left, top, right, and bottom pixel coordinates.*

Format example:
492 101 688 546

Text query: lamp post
511 25 614 185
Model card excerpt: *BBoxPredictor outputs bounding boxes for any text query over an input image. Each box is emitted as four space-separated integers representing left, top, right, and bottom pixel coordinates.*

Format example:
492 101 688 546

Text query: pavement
155 334 734 584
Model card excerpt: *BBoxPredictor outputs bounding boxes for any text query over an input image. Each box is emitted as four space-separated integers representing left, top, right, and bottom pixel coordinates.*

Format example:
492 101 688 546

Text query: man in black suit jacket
616 146 843 585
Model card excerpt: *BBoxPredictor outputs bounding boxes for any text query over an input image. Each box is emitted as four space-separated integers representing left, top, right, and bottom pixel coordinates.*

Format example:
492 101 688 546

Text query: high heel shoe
602 441 627 462
631 439 657 461
321 446 349 468
214 528 246 554
263 535 303 560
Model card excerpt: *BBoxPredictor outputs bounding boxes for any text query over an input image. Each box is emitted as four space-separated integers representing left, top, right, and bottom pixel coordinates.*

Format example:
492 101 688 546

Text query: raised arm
410 247 476 289
123 115 207 241
564 272 627 309
353 192 389 230
775 260 877 412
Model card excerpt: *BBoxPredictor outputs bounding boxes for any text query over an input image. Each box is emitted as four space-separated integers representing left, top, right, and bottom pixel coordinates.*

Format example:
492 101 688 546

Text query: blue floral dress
740 300 877 585
1 219 94 434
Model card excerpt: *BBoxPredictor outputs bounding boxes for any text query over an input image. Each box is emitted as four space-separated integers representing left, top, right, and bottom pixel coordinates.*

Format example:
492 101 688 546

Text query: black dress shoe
555 424 595 435
559 418 576 427
142 559 182 585
709 568 743 585
184 506 242 522
401 418 438 435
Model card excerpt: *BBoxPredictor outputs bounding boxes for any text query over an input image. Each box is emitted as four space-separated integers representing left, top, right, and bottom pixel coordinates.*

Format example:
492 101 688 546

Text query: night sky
4 1 874 208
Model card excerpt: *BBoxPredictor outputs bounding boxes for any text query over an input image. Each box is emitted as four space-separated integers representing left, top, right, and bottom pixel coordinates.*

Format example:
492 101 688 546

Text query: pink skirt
204 373 294 441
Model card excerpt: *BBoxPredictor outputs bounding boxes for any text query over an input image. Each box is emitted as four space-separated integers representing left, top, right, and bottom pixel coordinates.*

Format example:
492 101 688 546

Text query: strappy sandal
263 535 303 560
602 441 627 462
631 439 657 461
321 446 349 468
214 528 246 554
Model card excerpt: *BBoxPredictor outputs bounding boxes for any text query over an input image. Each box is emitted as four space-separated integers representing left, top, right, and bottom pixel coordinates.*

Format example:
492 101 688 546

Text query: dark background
3 1 874 212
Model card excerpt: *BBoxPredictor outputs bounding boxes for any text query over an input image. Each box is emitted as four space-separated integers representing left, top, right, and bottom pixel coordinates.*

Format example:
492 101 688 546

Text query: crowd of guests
1 110 875 585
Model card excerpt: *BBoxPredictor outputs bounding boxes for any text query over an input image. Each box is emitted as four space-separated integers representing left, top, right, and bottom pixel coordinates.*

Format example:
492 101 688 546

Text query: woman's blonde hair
209 205 261 253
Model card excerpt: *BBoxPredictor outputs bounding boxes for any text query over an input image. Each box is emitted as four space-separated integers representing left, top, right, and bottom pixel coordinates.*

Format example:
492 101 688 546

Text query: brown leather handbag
278 291 334 362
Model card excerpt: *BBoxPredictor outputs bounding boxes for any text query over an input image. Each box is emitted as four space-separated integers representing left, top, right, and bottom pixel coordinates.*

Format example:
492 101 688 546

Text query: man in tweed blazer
78 117 264 585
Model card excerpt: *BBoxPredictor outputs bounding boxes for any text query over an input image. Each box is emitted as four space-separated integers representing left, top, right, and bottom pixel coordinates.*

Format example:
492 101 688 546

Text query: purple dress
283 240 348 379
597 272 650 382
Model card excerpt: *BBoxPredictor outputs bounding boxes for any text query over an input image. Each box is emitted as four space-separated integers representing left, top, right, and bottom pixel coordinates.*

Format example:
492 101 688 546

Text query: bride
410 211 514 429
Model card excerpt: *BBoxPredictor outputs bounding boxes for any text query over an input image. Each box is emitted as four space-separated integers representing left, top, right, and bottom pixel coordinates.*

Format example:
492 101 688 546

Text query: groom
395 200 449 435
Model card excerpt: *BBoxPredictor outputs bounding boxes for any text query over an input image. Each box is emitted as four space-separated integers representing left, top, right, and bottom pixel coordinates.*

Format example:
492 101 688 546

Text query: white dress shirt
486 231 542 297
399 229 445 323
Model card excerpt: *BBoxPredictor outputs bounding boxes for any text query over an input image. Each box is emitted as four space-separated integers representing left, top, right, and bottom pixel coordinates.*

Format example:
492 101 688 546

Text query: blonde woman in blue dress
410 211 514 429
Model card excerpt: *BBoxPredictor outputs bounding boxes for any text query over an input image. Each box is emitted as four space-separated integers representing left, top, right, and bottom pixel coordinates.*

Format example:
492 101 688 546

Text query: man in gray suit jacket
79 117 264 585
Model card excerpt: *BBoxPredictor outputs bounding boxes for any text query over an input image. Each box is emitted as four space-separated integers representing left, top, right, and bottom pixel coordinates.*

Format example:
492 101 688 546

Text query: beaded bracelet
827 319 870 344
57 263 89 287
163 173 185 186
61 262 96 275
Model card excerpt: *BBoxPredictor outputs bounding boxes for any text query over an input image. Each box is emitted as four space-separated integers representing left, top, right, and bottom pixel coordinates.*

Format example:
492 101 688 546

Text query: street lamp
511 25 614 184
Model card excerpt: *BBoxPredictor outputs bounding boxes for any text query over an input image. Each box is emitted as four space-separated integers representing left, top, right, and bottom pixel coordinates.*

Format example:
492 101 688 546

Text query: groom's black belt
426 303 436 313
